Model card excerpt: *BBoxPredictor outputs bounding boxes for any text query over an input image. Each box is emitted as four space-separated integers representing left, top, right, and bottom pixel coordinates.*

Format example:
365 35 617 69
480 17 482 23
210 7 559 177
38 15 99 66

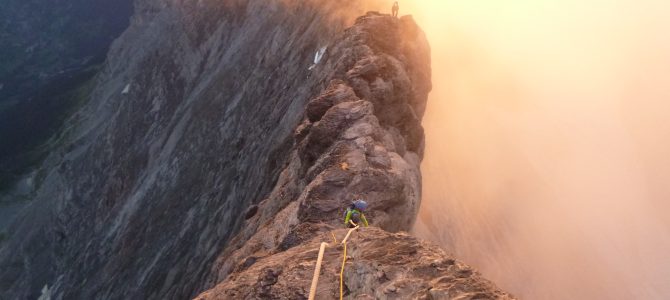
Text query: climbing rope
340 221 360 300
307 221 360 300
340 240 348 300
308 242 328 300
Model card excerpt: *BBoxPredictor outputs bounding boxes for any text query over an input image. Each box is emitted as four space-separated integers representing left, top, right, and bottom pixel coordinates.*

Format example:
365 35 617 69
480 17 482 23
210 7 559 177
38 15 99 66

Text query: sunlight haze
399 0 670 298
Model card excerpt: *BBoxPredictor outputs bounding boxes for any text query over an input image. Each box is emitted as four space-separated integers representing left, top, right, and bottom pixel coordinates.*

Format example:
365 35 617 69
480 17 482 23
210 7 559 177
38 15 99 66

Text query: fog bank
403 0 670 298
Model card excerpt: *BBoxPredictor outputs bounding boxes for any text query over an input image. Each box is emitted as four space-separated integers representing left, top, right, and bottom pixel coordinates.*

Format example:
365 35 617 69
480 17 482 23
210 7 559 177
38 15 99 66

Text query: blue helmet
353 199 368 210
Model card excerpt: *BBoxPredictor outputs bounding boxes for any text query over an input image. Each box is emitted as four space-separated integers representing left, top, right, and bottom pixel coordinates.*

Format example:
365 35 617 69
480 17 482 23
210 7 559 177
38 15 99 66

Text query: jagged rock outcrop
203 11 430 284
195 12 512 299
0 1 513 299
197 228 512 300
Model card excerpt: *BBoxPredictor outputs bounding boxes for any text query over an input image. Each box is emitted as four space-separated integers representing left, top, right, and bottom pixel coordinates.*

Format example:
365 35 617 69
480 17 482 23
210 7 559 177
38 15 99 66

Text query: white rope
308 242 328 300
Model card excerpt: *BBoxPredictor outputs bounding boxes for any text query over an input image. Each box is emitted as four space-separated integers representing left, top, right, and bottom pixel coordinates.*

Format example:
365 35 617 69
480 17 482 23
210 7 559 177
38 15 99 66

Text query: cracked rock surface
197 228 513 300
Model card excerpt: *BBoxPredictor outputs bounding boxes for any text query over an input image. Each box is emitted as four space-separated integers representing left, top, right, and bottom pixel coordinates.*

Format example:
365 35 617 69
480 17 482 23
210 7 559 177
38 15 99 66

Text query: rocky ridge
196 11 513 300
198 228 511 300
0 1 513 299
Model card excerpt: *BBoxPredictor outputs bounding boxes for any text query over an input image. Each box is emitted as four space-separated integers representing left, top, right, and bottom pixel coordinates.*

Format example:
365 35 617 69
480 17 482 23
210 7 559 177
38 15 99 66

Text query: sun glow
398 0 670 299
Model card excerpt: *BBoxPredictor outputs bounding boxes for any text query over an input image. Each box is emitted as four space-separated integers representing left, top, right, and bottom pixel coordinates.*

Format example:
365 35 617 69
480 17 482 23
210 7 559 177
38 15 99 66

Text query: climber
343 199 369 228
392 1 399 17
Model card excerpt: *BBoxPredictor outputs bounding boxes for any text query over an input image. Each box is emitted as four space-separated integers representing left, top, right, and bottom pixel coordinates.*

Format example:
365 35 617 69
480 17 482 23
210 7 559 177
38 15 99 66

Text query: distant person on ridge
344 199 369 228
392 1 399 17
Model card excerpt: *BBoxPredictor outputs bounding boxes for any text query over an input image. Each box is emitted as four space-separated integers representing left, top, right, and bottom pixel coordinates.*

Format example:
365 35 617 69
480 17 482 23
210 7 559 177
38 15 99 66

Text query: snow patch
121 84 131 95
308 46 327 70
37 284 51 300
314 46 327 64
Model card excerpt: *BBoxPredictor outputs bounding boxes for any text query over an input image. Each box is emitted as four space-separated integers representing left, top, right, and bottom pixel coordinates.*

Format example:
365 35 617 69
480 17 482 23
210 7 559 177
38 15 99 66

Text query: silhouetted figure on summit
392 1 399 17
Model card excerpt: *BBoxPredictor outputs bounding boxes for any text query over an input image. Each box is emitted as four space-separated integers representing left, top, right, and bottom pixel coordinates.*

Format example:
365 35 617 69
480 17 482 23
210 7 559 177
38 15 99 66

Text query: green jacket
344 208 369 227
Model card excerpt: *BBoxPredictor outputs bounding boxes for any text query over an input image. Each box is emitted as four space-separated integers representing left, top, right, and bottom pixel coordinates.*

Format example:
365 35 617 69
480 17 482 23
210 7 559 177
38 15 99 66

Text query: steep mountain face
0 0 133 93
0 1 366 298
0 1 512 299
0 0 134 194
194 13 510 299
198 10 430 293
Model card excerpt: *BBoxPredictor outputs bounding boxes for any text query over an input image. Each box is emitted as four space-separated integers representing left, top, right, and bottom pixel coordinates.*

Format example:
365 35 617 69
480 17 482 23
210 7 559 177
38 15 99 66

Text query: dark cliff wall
0 1 364 299
0 0 133 83
0 0 134 191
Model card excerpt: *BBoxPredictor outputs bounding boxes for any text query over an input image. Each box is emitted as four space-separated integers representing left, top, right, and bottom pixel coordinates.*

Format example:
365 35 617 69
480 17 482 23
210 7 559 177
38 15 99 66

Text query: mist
399 0 670 298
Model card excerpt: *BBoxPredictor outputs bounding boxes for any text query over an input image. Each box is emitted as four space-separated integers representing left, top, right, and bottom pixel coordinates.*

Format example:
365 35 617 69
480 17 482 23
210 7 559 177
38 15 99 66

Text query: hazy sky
398 0 670 298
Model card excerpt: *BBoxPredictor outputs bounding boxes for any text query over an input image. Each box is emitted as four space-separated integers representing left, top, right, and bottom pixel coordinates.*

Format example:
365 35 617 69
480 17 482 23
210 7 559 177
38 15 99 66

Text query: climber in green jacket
344 199 369 228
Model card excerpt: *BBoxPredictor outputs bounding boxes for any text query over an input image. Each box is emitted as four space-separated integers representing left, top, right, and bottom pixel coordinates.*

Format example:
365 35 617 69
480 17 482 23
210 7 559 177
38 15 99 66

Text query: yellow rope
340 221 359 300
340 240 347 300
308 222 360 300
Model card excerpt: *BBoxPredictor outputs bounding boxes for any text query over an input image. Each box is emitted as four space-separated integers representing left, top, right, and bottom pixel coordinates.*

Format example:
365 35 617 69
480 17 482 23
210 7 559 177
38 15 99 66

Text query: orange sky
398 0 670 299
